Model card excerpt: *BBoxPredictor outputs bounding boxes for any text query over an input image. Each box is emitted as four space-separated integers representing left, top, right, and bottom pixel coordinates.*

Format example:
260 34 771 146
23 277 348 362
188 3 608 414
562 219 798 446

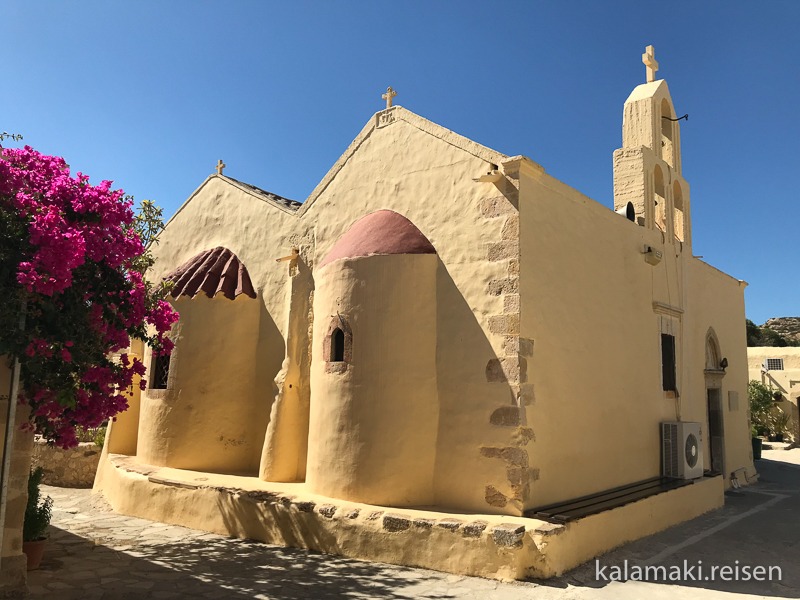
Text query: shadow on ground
31 526 455 600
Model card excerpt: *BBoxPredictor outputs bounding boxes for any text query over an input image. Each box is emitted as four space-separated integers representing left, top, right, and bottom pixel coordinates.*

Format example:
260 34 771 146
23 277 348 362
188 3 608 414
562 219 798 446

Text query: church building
94 47 756 580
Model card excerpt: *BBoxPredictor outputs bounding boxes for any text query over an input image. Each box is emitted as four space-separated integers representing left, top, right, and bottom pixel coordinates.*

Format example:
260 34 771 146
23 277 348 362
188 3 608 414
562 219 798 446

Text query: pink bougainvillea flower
0 144 178 448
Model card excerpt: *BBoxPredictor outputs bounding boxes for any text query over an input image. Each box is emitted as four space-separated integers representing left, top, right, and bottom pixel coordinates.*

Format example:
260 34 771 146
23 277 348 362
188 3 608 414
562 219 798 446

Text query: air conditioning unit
661 421 703 479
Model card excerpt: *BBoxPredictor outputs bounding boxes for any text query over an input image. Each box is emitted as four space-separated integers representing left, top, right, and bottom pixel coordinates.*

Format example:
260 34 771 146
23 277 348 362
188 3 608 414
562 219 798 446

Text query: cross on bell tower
642 45 659 83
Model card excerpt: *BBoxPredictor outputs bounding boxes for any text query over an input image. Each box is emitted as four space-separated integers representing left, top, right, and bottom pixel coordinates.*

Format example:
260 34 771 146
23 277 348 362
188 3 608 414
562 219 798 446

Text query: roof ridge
222 175 302 210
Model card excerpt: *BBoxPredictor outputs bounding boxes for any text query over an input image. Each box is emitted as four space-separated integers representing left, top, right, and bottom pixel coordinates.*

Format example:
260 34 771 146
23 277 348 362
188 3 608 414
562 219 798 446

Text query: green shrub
23 467 53 542
92 427 106 449
74 424 107 448
748 380 774 433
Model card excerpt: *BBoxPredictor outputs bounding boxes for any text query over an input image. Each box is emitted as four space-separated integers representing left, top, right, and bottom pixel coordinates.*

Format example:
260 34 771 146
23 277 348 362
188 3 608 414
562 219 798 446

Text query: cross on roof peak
216 159 226 176
642 45 659 83
382 86 397 110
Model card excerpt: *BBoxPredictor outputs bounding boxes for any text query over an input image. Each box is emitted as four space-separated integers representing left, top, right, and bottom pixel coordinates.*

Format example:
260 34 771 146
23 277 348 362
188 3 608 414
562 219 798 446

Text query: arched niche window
324 316 352 374
673 181 685 242
149 349 172 390
705 329 724 372
654 165 667 233
661 98 675 169
332 328 345 362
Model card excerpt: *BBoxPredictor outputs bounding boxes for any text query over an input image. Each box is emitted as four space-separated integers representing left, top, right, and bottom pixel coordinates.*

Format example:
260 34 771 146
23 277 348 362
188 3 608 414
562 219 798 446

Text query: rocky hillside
764 317 800 343
747 317 800 346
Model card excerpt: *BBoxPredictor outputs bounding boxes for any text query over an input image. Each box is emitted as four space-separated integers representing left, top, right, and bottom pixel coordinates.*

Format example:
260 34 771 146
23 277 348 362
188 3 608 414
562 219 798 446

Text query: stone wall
32 440 101 488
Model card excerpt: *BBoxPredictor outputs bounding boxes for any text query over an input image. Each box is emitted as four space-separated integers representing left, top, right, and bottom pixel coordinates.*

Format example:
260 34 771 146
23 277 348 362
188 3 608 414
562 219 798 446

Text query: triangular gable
297 106 509 215
163 173 300 230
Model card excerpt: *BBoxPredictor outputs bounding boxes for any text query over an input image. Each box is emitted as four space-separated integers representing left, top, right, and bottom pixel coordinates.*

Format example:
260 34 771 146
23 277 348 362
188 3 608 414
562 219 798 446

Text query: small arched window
332 328 345 362
149 350 171 390
324 316 352 374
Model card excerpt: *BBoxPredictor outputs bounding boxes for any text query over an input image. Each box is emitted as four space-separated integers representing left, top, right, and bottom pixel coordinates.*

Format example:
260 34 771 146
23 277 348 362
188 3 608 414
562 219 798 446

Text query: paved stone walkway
27 450 800 599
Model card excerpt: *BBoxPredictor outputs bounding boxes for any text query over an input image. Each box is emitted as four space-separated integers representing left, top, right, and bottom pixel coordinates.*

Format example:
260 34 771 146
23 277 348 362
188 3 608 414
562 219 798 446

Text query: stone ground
27 448 800 599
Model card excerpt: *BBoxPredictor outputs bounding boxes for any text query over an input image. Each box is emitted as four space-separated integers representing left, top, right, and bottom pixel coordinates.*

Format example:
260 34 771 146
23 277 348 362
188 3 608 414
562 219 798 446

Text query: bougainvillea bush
0 142 178 448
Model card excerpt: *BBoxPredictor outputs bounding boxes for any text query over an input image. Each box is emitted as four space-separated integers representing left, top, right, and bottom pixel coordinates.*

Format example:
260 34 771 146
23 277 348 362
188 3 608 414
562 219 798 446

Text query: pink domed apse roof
320 210 436 268
165 247 256 300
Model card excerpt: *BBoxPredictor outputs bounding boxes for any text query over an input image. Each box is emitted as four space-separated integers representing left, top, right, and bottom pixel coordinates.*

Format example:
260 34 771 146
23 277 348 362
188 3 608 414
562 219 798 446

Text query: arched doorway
704 329 726 475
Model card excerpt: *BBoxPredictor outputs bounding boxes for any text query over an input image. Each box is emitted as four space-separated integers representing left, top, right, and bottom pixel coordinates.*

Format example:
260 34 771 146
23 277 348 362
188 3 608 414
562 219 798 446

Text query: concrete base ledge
93 454 724 581
542 474 724 574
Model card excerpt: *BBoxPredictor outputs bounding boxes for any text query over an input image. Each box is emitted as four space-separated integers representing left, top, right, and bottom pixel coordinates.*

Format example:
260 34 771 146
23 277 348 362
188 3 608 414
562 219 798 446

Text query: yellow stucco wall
306 253 438 505
685 260 753 478
106 339 144 456
748 347 800 441
136 294 270 474
520 167 680 506
516 81 753 508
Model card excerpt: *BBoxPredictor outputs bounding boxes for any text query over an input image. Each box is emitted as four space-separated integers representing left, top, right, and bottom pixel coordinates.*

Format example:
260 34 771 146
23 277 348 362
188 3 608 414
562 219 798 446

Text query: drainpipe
0 303 26 573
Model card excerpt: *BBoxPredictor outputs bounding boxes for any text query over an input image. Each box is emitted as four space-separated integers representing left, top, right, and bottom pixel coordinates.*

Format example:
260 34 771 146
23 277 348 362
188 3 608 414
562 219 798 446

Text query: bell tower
613 46 691 247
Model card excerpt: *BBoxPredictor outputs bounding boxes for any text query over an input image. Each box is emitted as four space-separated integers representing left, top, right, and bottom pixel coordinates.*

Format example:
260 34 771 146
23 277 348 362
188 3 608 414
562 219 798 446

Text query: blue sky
2 1 797 324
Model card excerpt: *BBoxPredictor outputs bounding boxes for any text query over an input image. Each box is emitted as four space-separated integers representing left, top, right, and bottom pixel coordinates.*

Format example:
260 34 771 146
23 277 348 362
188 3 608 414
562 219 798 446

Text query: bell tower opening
673 181 685 242
654 165 667 233
661 98 675 169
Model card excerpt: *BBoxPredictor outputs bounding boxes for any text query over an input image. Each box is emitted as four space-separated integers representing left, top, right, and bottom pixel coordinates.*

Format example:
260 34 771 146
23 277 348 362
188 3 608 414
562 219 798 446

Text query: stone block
484 485 508 507
508 258 519 276
488 315 520 335
365 510 383 521
383 514 411 532
463 521 488 538
511 426 535 446
480 446 501 459
502 335 518 355
485 358 504 382
492 524 526 547
487 241 519 262
500 447 528 467
479 196 515 218
344 509 361 519
501 215 519 240
293 501 316 513
412 518 435 529
487 278 518 296
518 383 535 405
245 491 281 503
503 294 520 314
437 519 464 531
489 406 521 427
485 356 526 382
518 337 534 357
483 446 529 468
506 466 527 487
317 504 337 518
